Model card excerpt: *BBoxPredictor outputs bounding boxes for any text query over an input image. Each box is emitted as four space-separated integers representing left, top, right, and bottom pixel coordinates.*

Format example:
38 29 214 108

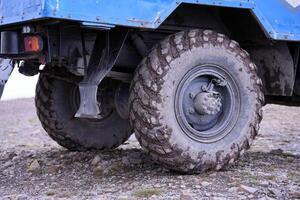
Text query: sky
1 67 38 101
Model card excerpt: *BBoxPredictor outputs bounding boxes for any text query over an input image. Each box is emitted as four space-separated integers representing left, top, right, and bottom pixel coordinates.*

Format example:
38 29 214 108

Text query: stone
3 161 13 168
27 160 41 173
194 185 201 189
289 191 300 199
180 185 187 189
16 194 28 200
201 181 211 187
91 155 101 166
180 190 193 200
228 187 239 193
268 188 282 198
259 180 270 187
270 149 283 155
213 197 227 200
47 165 60 174
121 157 131 167
45 190 56 196
239 185 258 194
257 197 276 200
93 163 113 176
12 156 19 162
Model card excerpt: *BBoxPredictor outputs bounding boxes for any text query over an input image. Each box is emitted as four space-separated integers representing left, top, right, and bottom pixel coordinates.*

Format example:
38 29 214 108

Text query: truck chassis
0 0 299 173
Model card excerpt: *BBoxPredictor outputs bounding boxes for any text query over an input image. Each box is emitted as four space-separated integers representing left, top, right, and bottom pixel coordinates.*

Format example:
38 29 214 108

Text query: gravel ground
0 98 299 200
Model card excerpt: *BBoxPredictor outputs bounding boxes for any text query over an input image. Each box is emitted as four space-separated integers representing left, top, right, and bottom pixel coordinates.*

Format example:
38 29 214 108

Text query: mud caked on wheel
129 29 264 173
35 75 132 151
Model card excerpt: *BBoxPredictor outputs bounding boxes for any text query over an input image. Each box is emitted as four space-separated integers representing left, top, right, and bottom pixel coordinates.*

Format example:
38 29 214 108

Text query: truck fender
248 43 295 96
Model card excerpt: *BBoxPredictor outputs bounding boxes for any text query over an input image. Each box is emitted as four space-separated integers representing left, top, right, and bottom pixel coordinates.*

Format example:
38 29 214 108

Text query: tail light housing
24 35 43 53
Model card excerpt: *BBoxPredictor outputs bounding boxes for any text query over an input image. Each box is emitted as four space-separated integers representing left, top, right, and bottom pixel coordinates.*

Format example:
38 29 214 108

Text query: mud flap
0 59 13 99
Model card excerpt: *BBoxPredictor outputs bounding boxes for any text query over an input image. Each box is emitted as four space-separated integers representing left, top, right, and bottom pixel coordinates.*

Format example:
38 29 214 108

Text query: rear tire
129 30 264 173
35 75 132 151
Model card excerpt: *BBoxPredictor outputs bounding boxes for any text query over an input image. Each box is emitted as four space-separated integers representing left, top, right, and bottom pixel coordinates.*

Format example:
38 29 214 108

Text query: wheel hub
193 91 222 115
175 64 240 143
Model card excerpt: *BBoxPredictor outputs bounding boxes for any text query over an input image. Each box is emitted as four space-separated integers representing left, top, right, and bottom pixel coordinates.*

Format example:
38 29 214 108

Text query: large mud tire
35 75 132 151
129 30 264 173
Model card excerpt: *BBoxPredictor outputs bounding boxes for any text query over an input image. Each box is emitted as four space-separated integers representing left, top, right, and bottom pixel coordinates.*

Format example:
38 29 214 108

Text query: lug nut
189 92 195 99
201 85 207 91
188 107 195 114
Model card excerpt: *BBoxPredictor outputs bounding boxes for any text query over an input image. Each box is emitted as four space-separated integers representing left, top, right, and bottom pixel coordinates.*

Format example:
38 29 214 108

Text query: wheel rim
175 64 241 143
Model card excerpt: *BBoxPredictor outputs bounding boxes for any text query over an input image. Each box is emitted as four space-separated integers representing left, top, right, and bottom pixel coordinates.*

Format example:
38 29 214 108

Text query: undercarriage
0 14 299 173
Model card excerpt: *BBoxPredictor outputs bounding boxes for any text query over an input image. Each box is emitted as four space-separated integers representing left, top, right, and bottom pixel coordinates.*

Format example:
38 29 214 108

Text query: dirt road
0 98 299 200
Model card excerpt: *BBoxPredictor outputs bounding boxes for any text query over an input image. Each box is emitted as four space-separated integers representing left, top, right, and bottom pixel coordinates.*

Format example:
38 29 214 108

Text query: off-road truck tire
129 29 264 173
35 75 132 151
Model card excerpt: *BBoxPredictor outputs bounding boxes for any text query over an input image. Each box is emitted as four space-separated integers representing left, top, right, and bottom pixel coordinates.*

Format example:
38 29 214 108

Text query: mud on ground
0 98 299 200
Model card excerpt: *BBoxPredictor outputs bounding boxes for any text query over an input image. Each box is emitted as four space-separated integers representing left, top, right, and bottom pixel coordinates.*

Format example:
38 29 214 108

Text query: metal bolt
189 92 195 99
188 107 195 114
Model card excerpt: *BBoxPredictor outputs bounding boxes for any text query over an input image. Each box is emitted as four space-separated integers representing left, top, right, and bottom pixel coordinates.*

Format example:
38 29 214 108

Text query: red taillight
24 35 43 53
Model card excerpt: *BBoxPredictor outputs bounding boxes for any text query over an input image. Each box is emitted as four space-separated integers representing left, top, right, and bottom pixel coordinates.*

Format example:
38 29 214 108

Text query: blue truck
0 0 299 173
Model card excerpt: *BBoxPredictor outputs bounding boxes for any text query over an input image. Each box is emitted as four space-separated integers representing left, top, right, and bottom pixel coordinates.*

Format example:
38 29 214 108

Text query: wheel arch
158 3 269 43
126 3 297 97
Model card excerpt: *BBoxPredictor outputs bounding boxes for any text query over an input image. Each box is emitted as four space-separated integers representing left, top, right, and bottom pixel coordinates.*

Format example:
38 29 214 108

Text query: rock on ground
0 98 299 200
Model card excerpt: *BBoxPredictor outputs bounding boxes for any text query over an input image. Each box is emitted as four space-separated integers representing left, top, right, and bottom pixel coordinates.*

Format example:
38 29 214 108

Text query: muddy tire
129 30 264 173
35 75 132 151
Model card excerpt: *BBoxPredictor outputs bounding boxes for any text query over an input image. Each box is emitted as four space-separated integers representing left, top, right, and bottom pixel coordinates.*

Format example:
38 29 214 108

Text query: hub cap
175 64 240 143
193 91 222 115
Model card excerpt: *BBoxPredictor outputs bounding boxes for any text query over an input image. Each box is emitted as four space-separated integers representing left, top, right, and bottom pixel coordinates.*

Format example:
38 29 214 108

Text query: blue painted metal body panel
0 0 299 41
